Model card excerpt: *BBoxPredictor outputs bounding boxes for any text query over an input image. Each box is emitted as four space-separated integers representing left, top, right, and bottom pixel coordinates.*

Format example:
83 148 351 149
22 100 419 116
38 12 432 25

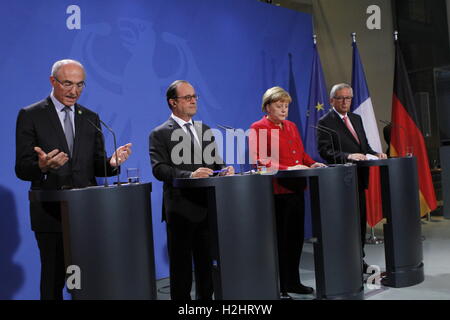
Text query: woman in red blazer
249 87 326 299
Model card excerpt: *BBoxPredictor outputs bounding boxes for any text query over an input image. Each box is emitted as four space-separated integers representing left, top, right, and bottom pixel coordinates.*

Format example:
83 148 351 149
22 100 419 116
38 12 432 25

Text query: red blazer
249 116 316 194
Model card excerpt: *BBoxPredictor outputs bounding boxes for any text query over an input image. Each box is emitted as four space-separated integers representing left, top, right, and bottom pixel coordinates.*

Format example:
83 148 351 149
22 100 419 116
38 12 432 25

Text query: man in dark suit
149 80 234 300
15 59 132 300
317 83 386 272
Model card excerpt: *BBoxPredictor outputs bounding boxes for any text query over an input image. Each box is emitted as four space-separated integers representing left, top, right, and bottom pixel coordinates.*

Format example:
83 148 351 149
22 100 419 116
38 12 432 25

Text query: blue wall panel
0 0 313 299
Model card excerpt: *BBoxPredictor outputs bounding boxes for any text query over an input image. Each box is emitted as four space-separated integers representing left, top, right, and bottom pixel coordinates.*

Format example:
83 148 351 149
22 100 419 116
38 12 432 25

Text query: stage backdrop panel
0 0 313 299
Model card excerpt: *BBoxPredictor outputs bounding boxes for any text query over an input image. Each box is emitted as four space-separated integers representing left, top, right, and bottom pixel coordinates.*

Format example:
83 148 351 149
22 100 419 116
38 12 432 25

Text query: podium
357 157 424 287
29 183 156 300
173 174 279 300
441 145 450 219
276 165 364 300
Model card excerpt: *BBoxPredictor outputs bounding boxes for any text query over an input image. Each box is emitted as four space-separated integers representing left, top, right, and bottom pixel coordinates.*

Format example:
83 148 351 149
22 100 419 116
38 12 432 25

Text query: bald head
50 59 86 106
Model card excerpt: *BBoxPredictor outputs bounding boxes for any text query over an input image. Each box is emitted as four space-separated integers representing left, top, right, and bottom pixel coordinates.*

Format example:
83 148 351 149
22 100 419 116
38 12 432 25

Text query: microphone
317 124 345 164
217 124 244 174
217 124 233 130
379 119 408 134
86 118 108 187
98 119 121 186
311 125 336 165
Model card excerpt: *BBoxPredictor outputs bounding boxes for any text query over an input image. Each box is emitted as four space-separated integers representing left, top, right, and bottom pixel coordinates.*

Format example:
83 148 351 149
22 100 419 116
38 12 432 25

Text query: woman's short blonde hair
261 86 292 112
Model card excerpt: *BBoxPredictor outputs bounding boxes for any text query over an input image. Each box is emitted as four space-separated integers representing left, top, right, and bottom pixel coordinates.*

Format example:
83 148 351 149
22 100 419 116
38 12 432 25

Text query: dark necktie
62 106 74 155
184 123 201 164
184 123 199 147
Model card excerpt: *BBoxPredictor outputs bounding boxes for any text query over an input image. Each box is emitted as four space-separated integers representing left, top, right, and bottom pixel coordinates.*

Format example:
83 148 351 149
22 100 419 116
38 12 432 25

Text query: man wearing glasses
149 80 234 300
317 83 386 275
15 59 132 299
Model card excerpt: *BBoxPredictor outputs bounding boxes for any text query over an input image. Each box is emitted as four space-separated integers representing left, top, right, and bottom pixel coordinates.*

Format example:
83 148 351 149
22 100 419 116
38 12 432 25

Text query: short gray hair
51 59 85 77
330 83 353 99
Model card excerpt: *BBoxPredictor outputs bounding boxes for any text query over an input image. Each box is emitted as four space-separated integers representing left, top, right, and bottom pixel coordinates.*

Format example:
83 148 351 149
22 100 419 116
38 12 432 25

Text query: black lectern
441 145 450 219
276 165 364 300
173 174 279 300
29 183 156 300
357 157 424 288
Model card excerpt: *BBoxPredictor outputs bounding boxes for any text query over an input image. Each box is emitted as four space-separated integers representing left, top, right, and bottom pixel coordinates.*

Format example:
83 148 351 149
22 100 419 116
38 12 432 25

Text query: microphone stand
312 125 336 165
317 124 345 164
217 124 244 174
99 119 121 186
87 119 108 187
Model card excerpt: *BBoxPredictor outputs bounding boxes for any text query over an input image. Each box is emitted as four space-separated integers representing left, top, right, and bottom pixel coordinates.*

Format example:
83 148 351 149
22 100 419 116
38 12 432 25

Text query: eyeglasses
333 96 353 101
54 76 86 90
175 94 199 102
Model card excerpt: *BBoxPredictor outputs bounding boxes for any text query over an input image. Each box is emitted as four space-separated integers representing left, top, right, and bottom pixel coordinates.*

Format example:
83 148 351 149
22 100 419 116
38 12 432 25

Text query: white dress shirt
332 107 357 133
170 113 201 146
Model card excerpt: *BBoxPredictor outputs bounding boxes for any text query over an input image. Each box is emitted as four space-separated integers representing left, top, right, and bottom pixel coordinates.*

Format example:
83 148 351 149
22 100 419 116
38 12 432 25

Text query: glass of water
127 168 140 184
405 146 414 157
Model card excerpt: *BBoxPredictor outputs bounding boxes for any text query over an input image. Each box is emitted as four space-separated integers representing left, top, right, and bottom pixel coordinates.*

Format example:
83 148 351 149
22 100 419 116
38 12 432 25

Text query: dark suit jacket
149 117 224 223
317 110 377 189
15 97 118 232
317 110 377 164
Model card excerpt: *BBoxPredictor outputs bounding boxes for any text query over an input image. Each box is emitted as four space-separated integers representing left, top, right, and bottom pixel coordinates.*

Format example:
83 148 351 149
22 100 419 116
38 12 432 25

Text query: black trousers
34 232 66 300
274 192 305 293
357 179 368 258
166 214 213 300
358 172 369 258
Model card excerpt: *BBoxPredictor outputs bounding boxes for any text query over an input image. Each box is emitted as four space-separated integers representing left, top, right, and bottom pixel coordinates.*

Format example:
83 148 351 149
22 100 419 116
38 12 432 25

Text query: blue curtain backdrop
0 0 313 299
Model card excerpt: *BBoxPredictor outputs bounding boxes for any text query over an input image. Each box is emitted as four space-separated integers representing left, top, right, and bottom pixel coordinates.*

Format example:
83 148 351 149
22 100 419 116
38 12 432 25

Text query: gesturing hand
110 143 132 167
34 147 69 172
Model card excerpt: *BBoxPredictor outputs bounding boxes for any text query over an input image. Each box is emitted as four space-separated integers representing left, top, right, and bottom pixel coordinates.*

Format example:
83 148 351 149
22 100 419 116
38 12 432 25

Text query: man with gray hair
317 83 386 274
15 59 132 299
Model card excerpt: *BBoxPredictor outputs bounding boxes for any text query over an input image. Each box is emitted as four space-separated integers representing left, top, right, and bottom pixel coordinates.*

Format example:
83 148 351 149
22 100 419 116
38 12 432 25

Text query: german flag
391 39 437 216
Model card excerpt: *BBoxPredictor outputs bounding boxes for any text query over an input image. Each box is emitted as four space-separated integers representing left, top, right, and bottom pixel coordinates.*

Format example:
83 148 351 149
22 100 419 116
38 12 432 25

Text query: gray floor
156 216 450 300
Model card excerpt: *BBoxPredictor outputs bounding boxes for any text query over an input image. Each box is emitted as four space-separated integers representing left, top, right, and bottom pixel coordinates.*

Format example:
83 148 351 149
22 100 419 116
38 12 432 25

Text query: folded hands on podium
191 166 235 178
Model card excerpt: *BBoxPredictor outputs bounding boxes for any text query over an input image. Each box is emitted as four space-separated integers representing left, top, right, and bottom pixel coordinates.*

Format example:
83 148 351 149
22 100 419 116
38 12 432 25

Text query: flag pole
351 31 384 244
366 227 384 245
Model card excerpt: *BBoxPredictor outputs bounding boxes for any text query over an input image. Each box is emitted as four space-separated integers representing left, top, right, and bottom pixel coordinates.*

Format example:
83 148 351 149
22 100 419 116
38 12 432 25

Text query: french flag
350 35 383 227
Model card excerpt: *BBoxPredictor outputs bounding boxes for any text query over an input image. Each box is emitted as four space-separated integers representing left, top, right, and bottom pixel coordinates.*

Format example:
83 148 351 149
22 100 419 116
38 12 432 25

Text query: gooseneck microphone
217 124 244 174
317 124 345 164
86 118 108 187
98 119 121 186
217 124 233 130
380 119 409 136
311 125 336 165
379 119 409 157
